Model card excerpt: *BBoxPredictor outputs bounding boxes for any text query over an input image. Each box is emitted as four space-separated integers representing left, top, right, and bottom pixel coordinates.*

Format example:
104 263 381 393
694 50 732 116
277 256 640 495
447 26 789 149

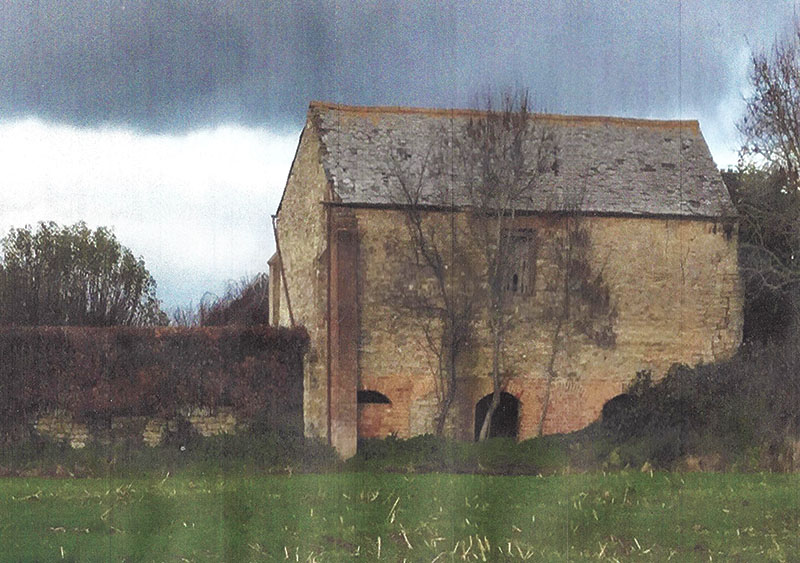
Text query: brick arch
474 392 520 440
357 389 394 438
357 390 391 404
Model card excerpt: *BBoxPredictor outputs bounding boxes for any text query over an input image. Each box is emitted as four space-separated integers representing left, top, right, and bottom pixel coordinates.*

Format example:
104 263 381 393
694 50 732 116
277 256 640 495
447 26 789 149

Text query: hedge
0 325 308 442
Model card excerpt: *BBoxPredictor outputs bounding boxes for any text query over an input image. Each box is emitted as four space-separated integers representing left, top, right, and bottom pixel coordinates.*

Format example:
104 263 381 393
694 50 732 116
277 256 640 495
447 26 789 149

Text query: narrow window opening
505 230 537 295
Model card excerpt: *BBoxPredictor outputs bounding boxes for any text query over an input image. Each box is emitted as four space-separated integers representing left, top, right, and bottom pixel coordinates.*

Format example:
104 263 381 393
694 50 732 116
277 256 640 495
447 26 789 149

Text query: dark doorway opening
474 392 520 440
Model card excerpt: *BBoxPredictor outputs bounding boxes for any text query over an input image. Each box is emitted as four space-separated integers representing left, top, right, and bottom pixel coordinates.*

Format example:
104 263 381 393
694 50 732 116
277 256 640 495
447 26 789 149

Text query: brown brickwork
328 209 359 457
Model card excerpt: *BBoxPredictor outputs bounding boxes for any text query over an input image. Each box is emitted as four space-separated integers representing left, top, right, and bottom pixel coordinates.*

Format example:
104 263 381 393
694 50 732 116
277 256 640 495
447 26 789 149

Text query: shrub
347 434 572 475
595 331 800 469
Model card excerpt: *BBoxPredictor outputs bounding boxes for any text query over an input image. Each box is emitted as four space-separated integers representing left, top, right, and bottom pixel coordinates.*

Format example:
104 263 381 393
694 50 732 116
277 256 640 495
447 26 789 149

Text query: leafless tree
172 273 270 327
735 21 800 340
387 138 478 436
740 23 800 191
201 273 269 326
457 90 558 440
385 89 615 440
171 303 200 326
535 194 616 435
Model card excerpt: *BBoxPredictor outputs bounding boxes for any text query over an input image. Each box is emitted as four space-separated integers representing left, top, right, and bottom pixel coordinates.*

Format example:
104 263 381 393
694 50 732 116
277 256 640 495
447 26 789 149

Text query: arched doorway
474 392 520 440
357 390 392 438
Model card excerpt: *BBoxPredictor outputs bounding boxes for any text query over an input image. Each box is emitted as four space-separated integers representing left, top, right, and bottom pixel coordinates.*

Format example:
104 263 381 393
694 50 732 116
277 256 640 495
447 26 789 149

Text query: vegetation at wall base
0 431 339 478
348 332 800 475
5 323 800 477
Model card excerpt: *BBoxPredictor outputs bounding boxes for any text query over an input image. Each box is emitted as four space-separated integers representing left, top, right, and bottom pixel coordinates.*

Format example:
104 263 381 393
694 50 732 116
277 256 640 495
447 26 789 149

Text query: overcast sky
0 1 796 311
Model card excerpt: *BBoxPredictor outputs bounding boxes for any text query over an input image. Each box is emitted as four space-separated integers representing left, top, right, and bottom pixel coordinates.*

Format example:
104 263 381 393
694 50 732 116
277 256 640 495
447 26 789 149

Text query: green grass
1 472 799 561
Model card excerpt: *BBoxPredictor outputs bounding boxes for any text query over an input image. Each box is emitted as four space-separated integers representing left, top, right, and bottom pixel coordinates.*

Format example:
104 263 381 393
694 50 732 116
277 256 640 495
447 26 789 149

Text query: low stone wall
0 325 307 447
35 411 90 449
35 407 243 449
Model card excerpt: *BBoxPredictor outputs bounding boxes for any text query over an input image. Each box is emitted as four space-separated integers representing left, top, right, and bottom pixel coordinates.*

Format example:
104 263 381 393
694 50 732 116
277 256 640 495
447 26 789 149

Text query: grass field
1 471 799 562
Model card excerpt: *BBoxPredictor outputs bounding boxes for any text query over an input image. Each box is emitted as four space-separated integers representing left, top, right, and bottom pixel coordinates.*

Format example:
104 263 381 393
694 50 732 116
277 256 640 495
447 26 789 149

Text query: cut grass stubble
1 471 799 562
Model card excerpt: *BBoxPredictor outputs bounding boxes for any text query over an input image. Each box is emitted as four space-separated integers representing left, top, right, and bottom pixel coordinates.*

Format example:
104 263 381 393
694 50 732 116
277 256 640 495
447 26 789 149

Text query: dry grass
1 471 799 561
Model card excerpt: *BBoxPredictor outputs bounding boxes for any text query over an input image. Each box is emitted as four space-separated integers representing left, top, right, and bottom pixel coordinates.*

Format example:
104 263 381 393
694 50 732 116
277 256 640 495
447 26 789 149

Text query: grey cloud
0 0 794 132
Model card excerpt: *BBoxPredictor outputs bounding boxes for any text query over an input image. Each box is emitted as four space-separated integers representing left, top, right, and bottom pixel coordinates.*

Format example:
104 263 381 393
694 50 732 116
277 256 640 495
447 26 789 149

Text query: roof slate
309 102 736 218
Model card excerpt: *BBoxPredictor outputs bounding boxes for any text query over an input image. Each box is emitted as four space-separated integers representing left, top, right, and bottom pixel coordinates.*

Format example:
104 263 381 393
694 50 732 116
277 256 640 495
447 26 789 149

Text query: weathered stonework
182 406 239 437
142 418 169 447
352 210 742 440
35 408 242 448
273 102 743 457
273 122 331 443
35 411 90 449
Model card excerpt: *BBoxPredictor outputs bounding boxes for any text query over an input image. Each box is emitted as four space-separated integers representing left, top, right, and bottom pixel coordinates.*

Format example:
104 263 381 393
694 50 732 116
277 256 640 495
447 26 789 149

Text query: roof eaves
308 100 701 133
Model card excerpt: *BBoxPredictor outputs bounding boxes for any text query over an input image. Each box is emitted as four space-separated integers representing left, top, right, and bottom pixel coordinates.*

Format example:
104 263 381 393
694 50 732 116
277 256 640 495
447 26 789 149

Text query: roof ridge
308 101 700 132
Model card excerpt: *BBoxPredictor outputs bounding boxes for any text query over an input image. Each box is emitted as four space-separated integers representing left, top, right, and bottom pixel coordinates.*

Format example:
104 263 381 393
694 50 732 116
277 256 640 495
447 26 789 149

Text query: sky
0 0 797 312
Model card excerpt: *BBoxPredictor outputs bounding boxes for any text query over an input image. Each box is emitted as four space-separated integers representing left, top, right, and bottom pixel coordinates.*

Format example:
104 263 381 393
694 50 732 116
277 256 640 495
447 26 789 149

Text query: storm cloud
0 1 794 132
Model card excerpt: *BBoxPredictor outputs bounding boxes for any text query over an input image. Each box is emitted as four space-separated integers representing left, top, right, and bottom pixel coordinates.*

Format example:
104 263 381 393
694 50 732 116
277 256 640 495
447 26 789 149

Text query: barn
271 101 742 457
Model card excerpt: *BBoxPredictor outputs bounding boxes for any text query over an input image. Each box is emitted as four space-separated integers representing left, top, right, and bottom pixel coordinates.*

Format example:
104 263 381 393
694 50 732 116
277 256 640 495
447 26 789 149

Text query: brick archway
357 390 393 438
474 392 520 440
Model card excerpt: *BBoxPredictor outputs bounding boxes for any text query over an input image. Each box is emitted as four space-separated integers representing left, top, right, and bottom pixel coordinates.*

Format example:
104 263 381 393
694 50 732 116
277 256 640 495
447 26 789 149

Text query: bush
347 434 573 475
0 430 339 477
593 332 800 470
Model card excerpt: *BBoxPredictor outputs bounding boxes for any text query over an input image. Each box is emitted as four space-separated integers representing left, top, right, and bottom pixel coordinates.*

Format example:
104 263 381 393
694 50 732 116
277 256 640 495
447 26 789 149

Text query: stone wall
35 407 242 449
35 411 90 449
0 325 306 448
352 208 742 442
273 118 331 442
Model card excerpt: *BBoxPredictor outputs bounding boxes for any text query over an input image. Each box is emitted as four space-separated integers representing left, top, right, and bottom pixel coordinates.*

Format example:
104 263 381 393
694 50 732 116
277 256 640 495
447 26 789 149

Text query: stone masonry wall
35 407 241 449
275 123 742 451
274 120 332 441
35 411 90 449
354 208 742 441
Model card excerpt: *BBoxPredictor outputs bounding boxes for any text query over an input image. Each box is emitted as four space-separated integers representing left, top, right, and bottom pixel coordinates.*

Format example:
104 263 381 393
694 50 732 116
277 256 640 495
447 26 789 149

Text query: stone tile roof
309 102 736 218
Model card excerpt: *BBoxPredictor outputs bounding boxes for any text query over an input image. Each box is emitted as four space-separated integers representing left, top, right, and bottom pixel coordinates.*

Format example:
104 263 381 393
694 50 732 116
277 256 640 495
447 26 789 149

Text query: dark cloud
0 0 794 131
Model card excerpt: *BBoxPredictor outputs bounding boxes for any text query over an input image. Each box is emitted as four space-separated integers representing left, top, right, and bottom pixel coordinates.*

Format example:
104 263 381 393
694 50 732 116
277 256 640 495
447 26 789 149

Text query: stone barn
270 101 742 458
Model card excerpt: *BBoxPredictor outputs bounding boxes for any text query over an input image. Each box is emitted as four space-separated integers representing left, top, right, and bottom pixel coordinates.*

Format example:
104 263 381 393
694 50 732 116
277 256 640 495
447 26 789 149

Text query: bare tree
735 21 800 340
740 23 800 191
171 273 270 327
457 90 558 440
535 197 616 435
387 139 478 435
201 273 270 326
171 303 200 327
385 90 615 440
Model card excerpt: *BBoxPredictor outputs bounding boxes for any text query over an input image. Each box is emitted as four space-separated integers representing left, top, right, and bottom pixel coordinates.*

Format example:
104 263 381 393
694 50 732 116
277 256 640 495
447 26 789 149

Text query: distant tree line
171 273 269 327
